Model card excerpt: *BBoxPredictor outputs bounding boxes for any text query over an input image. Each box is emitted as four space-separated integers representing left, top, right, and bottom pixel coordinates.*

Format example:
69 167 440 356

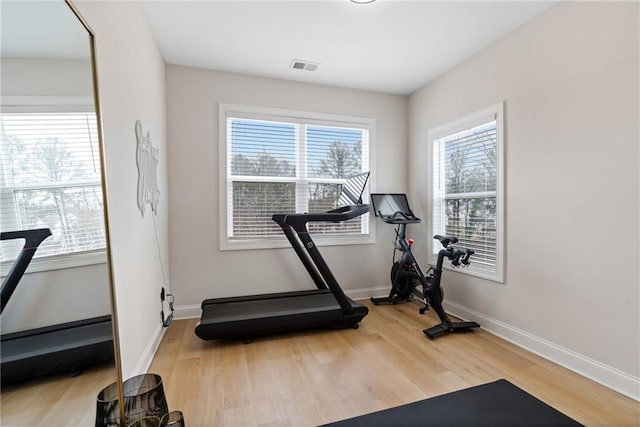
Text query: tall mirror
0 1 121 424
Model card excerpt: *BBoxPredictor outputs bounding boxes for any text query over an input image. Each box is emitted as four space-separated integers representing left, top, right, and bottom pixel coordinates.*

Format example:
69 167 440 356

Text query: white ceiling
142 1 554 95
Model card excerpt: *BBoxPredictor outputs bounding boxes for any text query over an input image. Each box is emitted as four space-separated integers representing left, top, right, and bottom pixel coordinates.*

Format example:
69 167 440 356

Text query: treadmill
195 172 371 341
1 228 114 386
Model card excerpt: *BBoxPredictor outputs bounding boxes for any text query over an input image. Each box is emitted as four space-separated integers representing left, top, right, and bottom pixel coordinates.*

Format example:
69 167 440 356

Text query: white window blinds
0 112 106 263
432 103 504 282
224 109 371 247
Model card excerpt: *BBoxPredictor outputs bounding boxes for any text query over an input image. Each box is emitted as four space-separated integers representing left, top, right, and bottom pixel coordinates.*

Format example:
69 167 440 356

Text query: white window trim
427 102 504 283
1 96 94 112
219 103 376 251
0 96 107 274
1 250 107 277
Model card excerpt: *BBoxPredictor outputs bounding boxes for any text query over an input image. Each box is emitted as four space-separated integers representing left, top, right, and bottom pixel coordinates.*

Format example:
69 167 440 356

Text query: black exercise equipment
1 228 51 314
1 228 113 385
196 173 370 342
369 194 480 338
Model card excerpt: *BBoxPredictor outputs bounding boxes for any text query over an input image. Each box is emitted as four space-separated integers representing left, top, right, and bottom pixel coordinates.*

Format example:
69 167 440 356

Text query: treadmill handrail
1 228 52 314
272 204 370 316
272 204 370 226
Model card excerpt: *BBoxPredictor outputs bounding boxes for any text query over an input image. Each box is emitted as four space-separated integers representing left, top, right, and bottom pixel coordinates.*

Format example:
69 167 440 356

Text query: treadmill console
272 172 371 227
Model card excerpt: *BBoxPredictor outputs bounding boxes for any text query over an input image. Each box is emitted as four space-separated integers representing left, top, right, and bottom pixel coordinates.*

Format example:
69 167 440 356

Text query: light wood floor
0 364 116 426
148 300 639 427
3 301 637 426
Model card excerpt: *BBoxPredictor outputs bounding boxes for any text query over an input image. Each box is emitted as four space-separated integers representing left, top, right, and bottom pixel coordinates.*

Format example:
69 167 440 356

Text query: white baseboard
175 303 203 320
443 300 640 402
170 288 639 401
348 286 389 301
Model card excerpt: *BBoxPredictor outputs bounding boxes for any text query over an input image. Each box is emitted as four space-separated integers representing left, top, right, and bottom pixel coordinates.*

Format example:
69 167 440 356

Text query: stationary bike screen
370 193 412 218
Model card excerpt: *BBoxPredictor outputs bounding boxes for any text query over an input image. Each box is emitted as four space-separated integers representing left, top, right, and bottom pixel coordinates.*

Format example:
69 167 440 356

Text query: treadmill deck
1 316 114 385
196 289 368 341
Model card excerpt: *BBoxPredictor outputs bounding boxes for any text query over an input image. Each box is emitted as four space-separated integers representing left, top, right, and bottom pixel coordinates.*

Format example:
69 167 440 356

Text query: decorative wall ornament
135 120 160 217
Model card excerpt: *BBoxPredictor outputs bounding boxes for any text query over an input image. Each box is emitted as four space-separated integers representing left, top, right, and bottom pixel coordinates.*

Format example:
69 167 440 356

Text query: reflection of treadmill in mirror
1 228 113 386
195 172 371 342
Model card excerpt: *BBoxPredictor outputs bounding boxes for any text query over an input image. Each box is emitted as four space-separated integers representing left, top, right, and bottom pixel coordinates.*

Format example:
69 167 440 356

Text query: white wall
1 264 111 334
1 58 92 96
409 2 639 398
75 1 169 379
166 66 407 316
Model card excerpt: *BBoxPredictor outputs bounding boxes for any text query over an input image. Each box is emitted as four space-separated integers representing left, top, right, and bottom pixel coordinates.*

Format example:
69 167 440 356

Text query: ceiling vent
291 59 319 71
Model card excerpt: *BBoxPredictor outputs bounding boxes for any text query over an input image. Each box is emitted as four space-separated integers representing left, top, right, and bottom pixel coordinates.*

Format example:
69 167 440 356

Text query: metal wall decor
135 120 160 217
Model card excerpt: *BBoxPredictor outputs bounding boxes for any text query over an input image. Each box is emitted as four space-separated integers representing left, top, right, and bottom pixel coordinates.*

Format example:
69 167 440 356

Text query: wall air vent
291 60 319 71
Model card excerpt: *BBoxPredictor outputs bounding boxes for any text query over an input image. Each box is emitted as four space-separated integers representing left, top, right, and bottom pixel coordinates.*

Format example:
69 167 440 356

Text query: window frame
0 96 107 276
428 102 504 283
219 103 376 251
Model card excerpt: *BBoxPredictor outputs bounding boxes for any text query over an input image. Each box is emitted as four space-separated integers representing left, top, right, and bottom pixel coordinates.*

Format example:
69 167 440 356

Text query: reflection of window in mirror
0 93 107 274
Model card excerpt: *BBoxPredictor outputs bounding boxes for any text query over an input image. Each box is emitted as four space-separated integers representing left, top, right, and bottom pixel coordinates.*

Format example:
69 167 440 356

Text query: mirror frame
65 0 125 422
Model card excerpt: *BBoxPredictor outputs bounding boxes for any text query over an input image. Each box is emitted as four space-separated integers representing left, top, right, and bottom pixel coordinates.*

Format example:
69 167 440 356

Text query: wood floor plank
0 365 116 426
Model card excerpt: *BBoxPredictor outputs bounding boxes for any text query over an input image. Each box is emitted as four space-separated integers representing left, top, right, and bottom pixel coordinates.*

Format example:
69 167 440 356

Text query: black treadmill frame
196 203 371 341
1 315 114 385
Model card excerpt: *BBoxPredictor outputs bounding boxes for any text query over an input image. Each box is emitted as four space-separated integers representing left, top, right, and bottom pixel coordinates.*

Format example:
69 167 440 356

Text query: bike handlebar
433 235 458 248
433 236 475 268
461 249 475 266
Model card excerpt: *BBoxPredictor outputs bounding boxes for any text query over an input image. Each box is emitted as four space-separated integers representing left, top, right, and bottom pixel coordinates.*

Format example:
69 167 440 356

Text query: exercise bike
370 193 480 338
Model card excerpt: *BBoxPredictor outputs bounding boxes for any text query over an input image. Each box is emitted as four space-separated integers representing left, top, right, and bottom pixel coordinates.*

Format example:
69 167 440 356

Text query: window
0 110 106 272
220 104 374 250
429 103 504 282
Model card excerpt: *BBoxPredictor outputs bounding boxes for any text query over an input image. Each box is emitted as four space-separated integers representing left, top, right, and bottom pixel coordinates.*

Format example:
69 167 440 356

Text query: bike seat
433 235 458 247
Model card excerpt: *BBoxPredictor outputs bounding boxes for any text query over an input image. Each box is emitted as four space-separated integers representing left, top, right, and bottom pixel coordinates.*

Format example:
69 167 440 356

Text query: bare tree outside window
0 113 105 261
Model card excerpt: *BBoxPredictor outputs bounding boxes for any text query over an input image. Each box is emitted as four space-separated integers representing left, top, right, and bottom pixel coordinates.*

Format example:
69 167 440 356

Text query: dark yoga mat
321 379 583 426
